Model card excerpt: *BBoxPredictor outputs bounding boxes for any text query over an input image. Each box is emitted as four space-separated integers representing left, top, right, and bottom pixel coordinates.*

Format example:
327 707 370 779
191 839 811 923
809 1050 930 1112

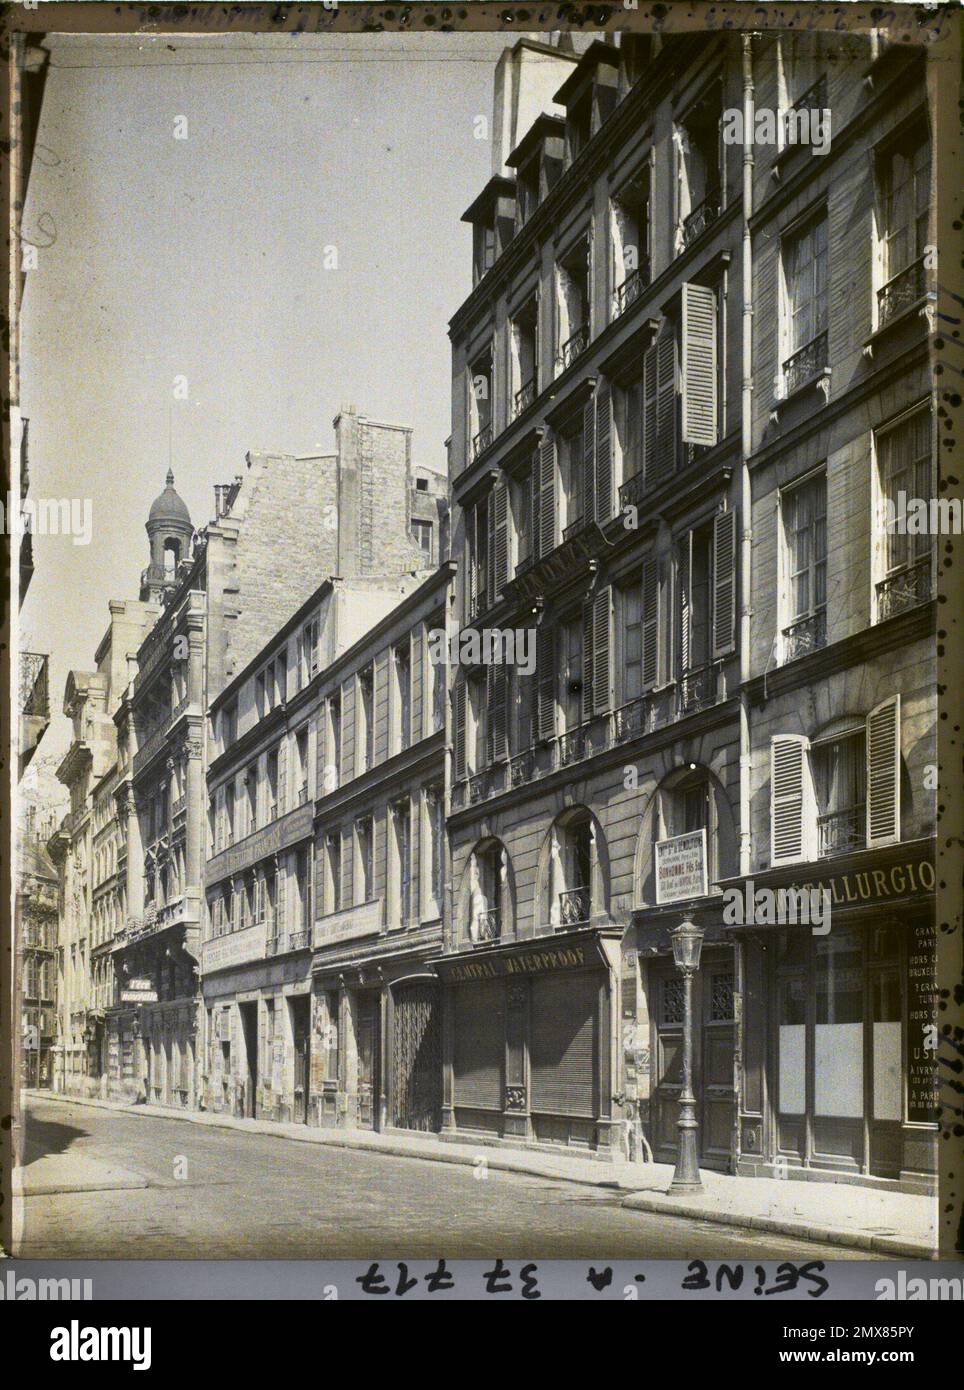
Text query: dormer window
517 154 540 226
568 90 592 161
473 221 496 282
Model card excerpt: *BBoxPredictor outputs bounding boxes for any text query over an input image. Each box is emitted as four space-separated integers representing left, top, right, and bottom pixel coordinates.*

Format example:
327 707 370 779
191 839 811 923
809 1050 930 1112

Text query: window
428 623 445 735
425 784 444 918
556 237 590 372
264 869 276 932
676 83 722 252
552 814 593 927
468 842 504 943
324 990 339 1082
274 654 287 706
875 406 935 619
517 153 540 225
469 346 493 458
876 121 930 327
465 495 489 621
559 612 584 737
511 296 539 417
294 727 310 806
266 747 279 821
356 818 373 904
294 846 311 932
300 618 320 685
781 471 827 660
558 420 585 536
327 690 342 788
611 166 651 318
392 799 411 925
393 643 411 753
781 214 828 394
411 518 433 561
255 669 267 719
357 666 374 773
224 783 235 847
324 831 342 914
473 219 496 281
222 700 238 750
568 90 592 162
813 731 866 857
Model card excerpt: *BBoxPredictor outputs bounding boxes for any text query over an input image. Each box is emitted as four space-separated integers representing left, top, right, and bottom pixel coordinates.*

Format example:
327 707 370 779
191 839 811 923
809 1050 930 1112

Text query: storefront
725 838 938 1191
437 930 617 1155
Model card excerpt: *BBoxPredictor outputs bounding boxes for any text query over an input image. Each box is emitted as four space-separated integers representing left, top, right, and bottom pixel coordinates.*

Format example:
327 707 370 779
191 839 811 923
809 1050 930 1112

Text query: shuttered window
453 979 504 1110
643 326 677 486
594 384 614 524
487 478 509 605
536 626 556 740
581 397 596 525
712 509 737 657
770 734 815 865
641 555 660 690
580 587 612 719
866 695 901 847
452 677 467 781
681 281 719 447
486 664 509 763
530 973 599 1118
537 435 557 559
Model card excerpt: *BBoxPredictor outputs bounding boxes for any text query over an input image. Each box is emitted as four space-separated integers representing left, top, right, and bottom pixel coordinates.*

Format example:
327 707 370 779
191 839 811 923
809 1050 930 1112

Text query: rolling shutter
712 508 737 658
681 281 719 447
537 434 556 559
594 383 613 524
770 735 814 866
866 695 901 847
530 972 598 1118
452 677 467 781
641 555 660 690
536 626 556 741
453 979 504 1110
582 397 596 526
644 326 677 486
489 478 509 604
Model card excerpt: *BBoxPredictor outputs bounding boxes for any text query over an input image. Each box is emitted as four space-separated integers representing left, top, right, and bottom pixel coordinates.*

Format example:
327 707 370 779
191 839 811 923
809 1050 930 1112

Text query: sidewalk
25 1090 936 1257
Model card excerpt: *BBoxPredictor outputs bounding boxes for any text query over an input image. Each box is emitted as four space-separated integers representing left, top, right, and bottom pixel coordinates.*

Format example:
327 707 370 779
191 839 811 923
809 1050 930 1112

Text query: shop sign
202 921 268 973
447 940 600 983
121 984 158 1003
786 857 935 909
206 802 313 883
655 830 707 905
907 921 939 1123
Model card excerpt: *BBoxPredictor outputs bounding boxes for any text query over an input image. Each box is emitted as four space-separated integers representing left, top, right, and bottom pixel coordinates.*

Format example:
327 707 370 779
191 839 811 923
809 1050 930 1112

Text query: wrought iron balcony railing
876 555 933 620
556 323 589 373
612 263 650 319
678 664 716 716
509 748 536 789
681 187 721 249
514 375 536 418
557 886 591 928
782 329 828 396
878 256 928 329
471 908 501 944
614 688 674 743
818 805 866 858
472 422 493 459
782 608 827 663
558 723 591 768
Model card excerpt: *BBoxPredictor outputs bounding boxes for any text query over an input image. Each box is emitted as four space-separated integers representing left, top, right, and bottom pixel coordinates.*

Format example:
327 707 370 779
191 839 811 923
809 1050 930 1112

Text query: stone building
17 809 60 1089
438 28 936 1188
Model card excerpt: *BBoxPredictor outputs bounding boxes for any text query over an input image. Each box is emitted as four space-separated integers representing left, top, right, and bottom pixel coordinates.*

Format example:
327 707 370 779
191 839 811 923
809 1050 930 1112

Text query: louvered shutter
641 555 660 690
644 327 678 486
866 695 901 847
276 856 287 934
592 586 612 715
465 510 477 621
277 738 288 816
410 625 424 741
489 665 509 762
770 735 813 866
582 397 596 526
529 452 541 562
490 478 509 603
582 599 595 722
677 534 692 676
595 383 613 524
538 434 556 559
536 626 556 740
341 678 355 781
341 833 352 909
453 678 467 782
712 508 737 658
681 281 718 446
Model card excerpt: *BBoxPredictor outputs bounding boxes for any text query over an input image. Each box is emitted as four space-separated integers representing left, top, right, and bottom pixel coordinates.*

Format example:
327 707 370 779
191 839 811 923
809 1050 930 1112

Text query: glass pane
814 931 863 1118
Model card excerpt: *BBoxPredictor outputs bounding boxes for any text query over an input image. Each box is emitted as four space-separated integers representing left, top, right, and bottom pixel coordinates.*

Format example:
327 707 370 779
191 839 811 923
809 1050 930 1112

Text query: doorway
239 1002 259 1119
289 995 311 1124
356 992 380 1130
391 982 441 1132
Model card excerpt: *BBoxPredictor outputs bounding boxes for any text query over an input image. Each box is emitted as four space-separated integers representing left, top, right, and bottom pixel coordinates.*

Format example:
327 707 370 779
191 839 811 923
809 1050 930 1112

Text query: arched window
466 839 508 943
543 807 608 929
163 539 180 580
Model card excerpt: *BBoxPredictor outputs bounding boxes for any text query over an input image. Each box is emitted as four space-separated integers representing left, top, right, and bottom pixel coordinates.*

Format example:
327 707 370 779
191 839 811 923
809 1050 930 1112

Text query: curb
26 1091 934 1258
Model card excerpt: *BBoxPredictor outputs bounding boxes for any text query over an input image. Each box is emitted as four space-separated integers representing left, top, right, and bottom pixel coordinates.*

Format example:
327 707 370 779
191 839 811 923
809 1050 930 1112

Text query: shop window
814 931 864 1119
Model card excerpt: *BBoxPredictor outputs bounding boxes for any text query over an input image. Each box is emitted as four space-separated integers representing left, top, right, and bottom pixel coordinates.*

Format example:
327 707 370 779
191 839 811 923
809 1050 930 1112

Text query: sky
20 31 513 762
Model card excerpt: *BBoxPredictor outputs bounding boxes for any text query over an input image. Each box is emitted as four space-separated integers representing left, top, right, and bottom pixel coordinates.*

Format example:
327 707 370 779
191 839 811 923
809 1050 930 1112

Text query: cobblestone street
18 1097 860 1260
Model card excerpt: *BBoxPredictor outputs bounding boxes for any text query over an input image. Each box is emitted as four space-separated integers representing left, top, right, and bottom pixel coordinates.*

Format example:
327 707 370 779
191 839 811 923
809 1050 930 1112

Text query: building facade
439 29 936 1188
17 811 60 1089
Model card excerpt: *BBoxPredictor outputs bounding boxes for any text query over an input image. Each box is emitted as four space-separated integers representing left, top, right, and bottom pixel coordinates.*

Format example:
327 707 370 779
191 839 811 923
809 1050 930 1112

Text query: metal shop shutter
530 972 599 1118
453 978 504 1111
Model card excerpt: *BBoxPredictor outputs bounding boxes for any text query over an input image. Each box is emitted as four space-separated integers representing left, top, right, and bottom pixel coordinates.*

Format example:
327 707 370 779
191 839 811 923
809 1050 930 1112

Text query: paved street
18 1097 864 1260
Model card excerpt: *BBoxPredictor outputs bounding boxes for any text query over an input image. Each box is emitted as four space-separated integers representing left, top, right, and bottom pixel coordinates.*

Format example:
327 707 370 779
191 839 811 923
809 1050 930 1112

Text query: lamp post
668 915 705 1194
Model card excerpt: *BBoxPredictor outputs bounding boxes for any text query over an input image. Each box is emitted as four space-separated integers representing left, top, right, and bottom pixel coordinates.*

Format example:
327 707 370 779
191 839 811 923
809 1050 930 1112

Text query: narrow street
18 1097 864 1260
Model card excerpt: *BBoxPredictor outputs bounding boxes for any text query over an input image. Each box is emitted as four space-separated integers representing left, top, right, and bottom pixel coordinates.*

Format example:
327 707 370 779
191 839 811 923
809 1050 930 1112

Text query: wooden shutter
770 735 813 866
276 857 287 934
712 508 737 658
536 625 556 740
277 738 288 815
592 585 612 715
644 326 677 486
374 651 389 764
582 396 596 526
529 452 541 562
595 383 613 524
341 678 355 782
490 478 509 603
411 626 424 742
681 281 718 446
677 533 692 676
453 677 467 781
866 695 901 847
486 664 509 762
641 555 660 690
582 599 595 722
530 973 598 1117
538 434 556 559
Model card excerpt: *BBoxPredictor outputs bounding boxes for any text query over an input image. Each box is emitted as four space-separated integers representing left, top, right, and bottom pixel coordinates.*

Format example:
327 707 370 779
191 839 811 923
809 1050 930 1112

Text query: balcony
513 376 536 418
509 748 536 789
818 805 866 858
471 908 501 945
287 930 311 952
681 188 720 250
614 688 674 744
678 664 716 716
782 608 827 663
878 257 928 329
472 423 493 460
557 886 591 928
558 722 592 768
782 330 829 398
556 323 589 374
612 264 650 320
876 555 933 620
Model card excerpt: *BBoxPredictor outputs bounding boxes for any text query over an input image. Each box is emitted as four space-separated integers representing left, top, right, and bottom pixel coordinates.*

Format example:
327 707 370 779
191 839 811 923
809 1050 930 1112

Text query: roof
148 469 192 528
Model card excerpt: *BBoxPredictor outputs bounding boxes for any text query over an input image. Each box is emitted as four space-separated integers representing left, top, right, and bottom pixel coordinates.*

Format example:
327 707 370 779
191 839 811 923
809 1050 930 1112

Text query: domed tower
140 469 194 603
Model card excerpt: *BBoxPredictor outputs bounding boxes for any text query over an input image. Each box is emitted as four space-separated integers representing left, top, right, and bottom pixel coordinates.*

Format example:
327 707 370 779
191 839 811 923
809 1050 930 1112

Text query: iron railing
782 608 827 663
472 908 501 944
514 376 536 417
612 263 650 319
20 651 49 717
558 886 591 927
509 748 536 789
876 555 933 620
783 329 828 396
556 323 589 373
472 422 493 459
818 805 866 858
558 723 591 768
878 256 927 329
681 187 721 249
678 664 716 716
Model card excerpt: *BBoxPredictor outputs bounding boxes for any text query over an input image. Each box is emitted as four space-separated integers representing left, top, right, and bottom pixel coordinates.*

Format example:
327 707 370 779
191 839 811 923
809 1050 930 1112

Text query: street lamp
668 915 705 1195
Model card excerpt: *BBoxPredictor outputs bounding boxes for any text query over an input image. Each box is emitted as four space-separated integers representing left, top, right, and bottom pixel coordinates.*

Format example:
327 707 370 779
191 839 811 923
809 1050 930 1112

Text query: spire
166 467 175 487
